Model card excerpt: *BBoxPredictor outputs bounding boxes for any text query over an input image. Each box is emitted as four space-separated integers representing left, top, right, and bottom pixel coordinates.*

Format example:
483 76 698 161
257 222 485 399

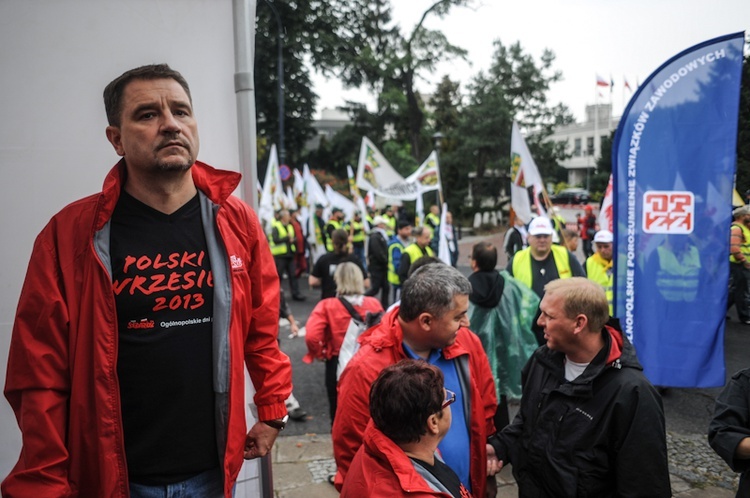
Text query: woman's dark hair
369 360 444 444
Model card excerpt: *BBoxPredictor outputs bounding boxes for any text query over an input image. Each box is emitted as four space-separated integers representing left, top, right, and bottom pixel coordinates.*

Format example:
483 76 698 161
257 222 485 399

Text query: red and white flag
596 74 609 87
598 174 613 232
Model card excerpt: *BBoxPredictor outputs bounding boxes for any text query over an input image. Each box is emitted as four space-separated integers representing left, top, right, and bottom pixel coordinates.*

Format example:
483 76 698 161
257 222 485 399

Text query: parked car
550 188 591 205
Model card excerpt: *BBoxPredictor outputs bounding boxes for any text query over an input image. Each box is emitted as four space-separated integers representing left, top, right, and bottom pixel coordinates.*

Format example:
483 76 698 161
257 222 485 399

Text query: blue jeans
352 244 367 272
129 468 225 498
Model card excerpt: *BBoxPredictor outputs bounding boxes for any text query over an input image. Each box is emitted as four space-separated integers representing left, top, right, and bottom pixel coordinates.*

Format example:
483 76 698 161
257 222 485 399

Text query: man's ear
418 312 432 331
106 126 125 156
573 314 588 335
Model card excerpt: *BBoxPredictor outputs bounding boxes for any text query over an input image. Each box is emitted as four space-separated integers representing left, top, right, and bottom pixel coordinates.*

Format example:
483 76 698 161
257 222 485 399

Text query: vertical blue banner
613 33 745 388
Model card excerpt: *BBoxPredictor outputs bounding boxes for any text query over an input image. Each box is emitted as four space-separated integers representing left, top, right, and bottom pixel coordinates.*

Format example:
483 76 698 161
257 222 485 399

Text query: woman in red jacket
304 262 384 422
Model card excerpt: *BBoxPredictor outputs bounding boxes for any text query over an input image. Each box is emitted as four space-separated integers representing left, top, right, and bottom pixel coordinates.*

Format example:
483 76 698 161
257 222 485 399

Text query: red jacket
2 161 292 498
341 421 457 498
303 296 384 362
332 308 496 496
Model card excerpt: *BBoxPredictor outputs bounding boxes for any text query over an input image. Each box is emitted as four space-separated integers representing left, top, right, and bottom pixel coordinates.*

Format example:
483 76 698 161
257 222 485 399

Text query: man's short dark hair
398 220 412 230
471 242 497 271
369 360 444 444
103 64 192 127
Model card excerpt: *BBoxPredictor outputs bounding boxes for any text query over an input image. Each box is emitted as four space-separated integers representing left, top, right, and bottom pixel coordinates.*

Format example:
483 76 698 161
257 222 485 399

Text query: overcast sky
311 0 749 122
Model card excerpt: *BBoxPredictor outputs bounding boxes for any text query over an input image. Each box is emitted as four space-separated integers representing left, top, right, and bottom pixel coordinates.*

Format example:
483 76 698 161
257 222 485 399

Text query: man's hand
486 443 503 476
289 319 300 337
244 421 280 459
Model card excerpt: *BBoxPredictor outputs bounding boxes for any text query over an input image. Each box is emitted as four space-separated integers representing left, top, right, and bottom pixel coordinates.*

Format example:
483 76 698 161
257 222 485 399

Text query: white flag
259 144 284 226
303 164 329 245
510 122 547 223
325 184 356 221
356 136 420 200
406 150 442 193
437 202 451 265
347 165 370 231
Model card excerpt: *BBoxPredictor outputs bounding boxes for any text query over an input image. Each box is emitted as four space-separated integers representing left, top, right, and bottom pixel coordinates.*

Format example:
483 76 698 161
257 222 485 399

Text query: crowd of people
3 62 749 498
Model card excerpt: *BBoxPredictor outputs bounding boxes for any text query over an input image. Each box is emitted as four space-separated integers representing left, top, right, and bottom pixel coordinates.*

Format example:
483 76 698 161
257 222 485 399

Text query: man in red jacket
2 64 292 498
333 264 499 497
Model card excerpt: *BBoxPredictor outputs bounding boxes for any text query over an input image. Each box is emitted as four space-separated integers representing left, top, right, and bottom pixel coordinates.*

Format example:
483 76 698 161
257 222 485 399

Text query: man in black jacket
365 216 390 307
709 367 750 497
489 277 671 497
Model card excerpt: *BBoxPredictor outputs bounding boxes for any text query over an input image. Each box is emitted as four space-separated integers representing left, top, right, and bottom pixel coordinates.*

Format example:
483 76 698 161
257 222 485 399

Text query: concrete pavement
271 432 735 497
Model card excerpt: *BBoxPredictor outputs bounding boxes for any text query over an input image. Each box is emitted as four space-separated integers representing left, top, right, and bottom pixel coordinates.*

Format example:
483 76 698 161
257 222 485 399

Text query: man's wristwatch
262 414 289 431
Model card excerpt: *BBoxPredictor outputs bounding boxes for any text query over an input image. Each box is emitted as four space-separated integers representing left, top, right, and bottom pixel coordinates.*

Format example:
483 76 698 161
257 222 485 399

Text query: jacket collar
362 422 442 494
94 159 241 231
536 318 641 397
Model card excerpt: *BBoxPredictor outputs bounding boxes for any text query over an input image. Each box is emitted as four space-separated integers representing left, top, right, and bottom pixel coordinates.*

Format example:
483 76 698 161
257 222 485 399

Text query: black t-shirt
507 250 585 298
111 191 218 484
311 252 367 298
410 456 470 498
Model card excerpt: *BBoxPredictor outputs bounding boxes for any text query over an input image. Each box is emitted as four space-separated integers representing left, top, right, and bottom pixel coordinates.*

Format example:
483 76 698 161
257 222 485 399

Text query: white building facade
547 104 620 187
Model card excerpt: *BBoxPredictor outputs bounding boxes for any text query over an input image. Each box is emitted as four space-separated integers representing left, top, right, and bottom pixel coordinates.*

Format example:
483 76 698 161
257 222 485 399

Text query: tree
442 40 573 212
325 0 469 160
254 0 386 175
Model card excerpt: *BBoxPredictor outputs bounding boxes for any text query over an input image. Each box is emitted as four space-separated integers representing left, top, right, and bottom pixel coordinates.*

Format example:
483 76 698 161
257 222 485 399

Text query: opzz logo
642 191 694 234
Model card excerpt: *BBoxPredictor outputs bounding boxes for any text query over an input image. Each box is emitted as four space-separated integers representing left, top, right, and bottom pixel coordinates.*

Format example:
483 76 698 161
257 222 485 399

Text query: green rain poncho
467 270 539 400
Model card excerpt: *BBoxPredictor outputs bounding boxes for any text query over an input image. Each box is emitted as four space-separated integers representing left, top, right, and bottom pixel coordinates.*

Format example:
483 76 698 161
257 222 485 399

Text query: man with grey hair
489 277 670 497
333 264 499 497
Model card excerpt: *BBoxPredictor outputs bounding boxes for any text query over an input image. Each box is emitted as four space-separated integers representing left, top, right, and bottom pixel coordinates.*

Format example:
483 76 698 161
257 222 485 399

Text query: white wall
0 1 260 492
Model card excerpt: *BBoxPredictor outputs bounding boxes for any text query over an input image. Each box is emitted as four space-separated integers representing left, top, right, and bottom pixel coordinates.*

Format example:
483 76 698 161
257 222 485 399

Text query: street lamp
263 0 285 166
432 132 444 205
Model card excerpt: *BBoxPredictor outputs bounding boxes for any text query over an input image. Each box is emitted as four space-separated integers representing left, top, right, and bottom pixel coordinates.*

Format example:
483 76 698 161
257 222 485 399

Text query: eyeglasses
442 389 456 409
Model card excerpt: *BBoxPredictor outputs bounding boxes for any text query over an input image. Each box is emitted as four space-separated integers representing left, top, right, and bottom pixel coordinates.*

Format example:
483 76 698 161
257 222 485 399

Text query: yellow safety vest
325 219 343 251
729 223 750 263
512 245 572 290
586 253 614 315
403 243 435 271
382 214 396 237
347 220 365 243
388 239 406 285
656 245 700 302
270 220 295 256
425 213 440 229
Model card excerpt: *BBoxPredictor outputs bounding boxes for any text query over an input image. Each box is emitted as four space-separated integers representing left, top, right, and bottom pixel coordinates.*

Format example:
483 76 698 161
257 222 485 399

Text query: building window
574 138 582 157
586 137 595 156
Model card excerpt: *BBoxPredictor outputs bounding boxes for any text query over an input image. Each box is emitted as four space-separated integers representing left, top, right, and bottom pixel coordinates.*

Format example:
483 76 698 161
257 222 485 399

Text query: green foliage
255 0 324 172
440 40 574 213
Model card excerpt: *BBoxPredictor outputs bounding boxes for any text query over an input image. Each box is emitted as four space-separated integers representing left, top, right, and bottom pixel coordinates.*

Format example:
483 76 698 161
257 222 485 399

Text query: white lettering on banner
621 45 725 341
643 48 726 112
